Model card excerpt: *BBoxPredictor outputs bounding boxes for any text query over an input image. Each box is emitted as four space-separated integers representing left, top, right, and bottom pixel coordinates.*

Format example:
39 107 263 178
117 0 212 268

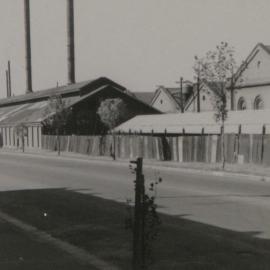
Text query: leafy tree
194 42 237 169
97 98 133 130
43 95 71 155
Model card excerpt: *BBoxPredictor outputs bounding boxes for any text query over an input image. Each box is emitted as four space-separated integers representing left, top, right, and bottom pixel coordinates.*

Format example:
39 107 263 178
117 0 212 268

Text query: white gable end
236 45 270 86
152 90 179 113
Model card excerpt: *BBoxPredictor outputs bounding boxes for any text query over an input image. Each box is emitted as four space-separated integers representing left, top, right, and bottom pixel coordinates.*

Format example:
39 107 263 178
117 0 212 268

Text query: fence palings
262 135 270 165
224 134 236 163
239 134 250 163
252 134 262 164
41 133 268 165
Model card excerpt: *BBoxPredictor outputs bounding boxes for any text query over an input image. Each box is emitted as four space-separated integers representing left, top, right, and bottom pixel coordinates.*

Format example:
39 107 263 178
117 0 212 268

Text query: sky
0 0 270 98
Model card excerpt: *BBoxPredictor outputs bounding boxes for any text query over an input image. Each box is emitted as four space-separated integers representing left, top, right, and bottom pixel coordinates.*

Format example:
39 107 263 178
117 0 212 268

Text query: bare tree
194 42 237 169
43 95 71 155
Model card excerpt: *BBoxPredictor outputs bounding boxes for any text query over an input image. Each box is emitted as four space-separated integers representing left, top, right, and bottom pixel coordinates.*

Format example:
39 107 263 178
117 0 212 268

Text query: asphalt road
1 152 270 239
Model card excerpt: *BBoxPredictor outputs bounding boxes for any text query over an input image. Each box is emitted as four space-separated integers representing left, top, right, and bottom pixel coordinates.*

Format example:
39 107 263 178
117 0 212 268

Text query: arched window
237 97 247 110
254 95 263 110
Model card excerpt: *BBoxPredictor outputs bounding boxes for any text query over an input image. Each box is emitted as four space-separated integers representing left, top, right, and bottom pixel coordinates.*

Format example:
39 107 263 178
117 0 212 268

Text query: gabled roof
184 81 224 111
233 43 270 85
164 87 182 108
151 85 193 110
0 77 126 108
262 44 270 54
166 86 193 106
133 92 155 105
0 77 160 125
0 85 116 125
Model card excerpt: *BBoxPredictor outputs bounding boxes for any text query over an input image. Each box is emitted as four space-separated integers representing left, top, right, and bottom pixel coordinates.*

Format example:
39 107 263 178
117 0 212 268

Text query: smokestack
67 0 75 84
8 61 11 97
6 70 9 98
24 0 33 93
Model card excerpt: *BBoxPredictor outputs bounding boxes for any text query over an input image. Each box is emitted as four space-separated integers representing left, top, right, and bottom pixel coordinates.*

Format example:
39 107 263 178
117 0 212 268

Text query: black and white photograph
0 0 270 269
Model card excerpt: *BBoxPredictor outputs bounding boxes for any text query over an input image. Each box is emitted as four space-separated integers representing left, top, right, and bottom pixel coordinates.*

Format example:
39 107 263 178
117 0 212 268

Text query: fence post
237 124 241 156
56 129 60 156
261 125 266 164
113 133 116 160
201 128 205 162
249 134 253 163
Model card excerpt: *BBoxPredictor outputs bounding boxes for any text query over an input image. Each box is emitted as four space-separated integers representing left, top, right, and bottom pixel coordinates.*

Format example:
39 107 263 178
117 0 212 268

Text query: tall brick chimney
24 0 33 93
67 0 75 84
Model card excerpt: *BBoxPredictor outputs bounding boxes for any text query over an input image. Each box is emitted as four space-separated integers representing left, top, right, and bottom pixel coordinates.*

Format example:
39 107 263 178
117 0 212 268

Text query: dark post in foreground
131 157 145 270
129 158 162 269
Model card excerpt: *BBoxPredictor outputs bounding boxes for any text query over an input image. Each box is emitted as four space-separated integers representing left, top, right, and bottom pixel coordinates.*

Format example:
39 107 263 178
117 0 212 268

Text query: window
160 99 163 104
254 95 264 110
237 97 247 110
202 95 206 101
257 61 261 68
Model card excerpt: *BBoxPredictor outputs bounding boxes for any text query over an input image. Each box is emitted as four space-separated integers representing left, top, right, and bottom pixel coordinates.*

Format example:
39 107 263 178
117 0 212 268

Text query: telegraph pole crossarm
175 76 184 113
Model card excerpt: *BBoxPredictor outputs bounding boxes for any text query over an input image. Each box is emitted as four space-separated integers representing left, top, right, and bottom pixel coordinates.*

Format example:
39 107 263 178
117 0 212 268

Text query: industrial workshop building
0 77 158 149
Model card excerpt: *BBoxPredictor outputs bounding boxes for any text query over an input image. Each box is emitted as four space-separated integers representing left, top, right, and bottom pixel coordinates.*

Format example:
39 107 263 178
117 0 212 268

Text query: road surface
0 152 270 239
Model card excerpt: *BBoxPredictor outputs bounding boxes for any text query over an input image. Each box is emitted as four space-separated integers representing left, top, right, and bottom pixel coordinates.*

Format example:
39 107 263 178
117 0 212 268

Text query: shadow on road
0 188 269 269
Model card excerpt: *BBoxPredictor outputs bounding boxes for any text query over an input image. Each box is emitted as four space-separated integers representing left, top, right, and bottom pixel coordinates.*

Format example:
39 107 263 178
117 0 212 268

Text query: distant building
233 43 270 111
185 43 270 112
150 82 193 113
184 81 223 112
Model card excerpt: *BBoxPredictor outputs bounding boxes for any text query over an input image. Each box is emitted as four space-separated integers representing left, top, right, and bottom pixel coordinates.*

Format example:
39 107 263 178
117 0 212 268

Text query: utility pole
197 76 200 112
175 77 184 113
230 76 235 111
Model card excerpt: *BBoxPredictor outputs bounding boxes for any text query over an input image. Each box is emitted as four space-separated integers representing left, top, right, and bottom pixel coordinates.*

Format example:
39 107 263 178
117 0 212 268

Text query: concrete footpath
1 147 270 181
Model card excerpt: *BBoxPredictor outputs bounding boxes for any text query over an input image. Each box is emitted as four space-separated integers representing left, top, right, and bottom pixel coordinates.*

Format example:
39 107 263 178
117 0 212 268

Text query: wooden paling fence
42 134 270 165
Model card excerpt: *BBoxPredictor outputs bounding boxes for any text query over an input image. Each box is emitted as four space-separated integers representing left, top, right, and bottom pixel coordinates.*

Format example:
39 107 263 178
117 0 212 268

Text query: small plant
142 178 162 267
128 159 162 270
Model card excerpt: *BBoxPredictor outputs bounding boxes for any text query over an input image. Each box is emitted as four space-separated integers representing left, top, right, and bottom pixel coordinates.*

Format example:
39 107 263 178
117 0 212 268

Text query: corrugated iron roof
0 77 127 125
0 83 160 126
0 77 126 107
0 102 48 125
0 80 91 107
113 110 270 134
0 85 110 125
